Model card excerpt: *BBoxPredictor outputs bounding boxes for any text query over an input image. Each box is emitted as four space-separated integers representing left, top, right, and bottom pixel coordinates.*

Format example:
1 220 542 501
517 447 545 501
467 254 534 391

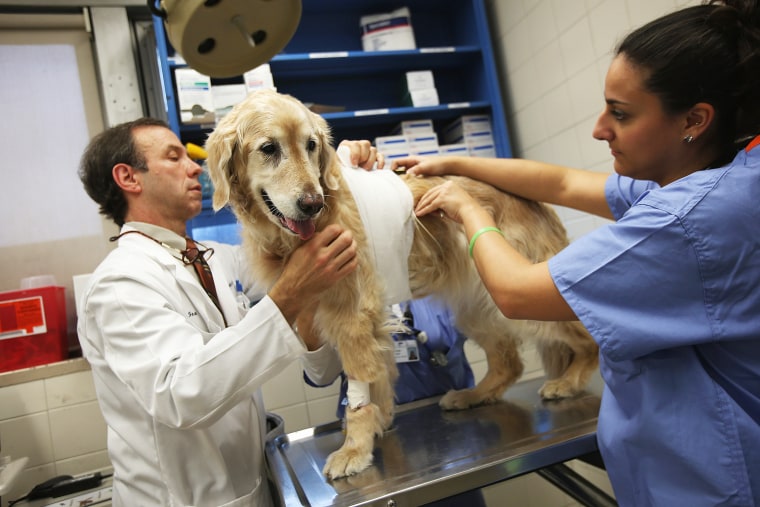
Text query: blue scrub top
334 297 475 419
549 142 760 506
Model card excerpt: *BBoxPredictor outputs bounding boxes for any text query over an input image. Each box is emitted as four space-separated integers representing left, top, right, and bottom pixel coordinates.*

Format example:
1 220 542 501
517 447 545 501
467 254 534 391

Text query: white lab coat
78 224 340 506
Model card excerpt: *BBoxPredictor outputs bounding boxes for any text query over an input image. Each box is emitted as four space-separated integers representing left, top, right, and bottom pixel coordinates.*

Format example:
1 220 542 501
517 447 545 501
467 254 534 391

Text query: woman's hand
338 140 385 170
414 180 481 224
391 155 455 176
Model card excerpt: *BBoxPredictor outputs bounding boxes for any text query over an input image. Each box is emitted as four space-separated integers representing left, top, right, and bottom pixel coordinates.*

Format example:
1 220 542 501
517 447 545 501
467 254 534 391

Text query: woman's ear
684 102 714 140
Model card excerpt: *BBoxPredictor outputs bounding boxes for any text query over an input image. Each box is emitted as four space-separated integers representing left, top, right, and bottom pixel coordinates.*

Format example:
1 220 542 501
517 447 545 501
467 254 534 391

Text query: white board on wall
0 30 103 247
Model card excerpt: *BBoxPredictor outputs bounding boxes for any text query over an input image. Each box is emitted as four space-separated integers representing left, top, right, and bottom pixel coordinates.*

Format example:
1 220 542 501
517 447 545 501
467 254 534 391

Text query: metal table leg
537 462 617 507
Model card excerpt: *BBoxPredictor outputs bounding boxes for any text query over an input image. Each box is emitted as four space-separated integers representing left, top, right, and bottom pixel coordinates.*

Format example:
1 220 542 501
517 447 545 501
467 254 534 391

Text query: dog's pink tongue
285 218 316 240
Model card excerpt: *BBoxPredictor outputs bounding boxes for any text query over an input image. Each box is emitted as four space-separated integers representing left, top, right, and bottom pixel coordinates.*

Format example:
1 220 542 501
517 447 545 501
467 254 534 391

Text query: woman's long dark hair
616 0 760 167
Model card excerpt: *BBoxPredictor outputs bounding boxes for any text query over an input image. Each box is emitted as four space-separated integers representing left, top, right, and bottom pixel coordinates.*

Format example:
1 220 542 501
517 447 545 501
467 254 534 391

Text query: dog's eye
307 139 317 152
260 142 277 156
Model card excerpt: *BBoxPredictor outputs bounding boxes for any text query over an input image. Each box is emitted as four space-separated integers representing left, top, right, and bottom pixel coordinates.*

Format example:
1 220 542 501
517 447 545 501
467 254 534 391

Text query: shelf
322 101 492 124
178 101 490 131
151 0 513 241
170 46 482 76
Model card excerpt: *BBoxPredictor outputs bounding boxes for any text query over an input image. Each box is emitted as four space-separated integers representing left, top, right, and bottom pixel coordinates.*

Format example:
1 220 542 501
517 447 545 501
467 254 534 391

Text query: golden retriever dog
205 89 598 480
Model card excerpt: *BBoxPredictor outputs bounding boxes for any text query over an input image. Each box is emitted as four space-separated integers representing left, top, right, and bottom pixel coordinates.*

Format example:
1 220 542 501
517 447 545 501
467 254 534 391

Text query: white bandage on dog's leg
346 379 371 410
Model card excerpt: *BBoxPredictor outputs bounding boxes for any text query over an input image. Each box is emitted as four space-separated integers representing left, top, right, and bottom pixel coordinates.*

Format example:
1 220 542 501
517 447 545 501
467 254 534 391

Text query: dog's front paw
439 388 484 410
539 378 580 399
323 403 382 479
323 447 373 479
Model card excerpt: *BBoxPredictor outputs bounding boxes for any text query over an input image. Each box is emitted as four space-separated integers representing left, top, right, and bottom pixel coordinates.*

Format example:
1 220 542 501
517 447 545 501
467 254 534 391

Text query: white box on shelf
404 70 435 91
410 147 440 156
375 135 409 152
243 64 275 94
175 68 214 125
212 84 247 121
391 119 434 136
468 142 497 158
444 114 493 144
361 7 416 52
447 130 495 147
383 149 412 166
438 143 469 156
404 88 440 107
406 133 439 153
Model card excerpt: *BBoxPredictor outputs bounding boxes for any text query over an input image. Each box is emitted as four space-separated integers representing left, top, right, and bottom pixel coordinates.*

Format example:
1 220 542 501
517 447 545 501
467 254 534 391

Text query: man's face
133 126 204 224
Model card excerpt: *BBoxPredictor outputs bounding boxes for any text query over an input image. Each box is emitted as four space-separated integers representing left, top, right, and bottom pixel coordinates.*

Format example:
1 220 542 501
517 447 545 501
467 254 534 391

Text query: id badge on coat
394 339 420 363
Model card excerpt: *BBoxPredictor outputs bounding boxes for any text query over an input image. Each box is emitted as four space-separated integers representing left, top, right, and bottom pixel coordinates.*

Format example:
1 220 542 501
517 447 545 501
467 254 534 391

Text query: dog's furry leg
316 296 397 479
321 367 393 479
321 354 396 479
537 322 599 399
369 352 398 429
323 402 385 479
440 331 524 410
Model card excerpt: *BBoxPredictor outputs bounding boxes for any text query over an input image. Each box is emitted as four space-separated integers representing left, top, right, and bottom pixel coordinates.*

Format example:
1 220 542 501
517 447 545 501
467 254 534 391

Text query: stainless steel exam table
265 373 615 507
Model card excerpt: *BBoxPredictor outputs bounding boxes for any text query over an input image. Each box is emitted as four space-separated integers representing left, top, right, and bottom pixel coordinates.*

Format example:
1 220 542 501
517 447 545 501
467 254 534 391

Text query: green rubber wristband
468 226 504 258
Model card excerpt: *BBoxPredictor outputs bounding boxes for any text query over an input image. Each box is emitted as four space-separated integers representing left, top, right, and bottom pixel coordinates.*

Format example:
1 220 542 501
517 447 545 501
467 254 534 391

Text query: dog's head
205 89 338 241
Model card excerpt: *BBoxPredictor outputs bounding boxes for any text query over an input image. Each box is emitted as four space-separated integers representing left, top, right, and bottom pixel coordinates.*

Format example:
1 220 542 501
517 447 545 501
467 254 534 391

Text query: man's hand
295 300 322 350
268 224 357 324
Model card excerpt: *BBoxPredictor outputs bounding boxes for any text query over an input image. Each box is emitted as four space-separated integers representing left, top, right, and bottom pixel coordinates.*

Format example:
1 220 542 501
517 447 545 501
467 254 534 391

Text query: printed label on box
0 296 47 340
361 7 416 51
175 68 215 125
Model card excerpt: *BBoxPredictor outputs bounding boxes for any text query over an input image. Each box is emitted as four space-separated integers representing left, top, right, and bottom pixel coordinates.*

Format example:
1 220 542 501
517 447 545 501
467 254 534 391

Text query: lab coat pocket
214 478 270 507
184 312 221 344
185 307 224 336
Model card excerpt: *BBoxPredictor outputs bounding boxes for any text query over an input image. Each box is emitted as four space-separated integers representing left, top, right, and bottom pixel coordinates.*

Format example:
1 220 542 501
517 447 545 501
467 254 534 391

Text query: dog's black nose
297 194 324 216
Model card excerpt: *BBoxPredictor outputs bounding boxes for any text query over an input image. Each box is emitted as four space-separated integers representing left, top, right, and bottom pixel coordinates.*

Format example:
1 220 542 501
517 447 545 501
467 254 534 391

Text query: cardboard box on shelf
243 64 275 94
448 130 495 147
0 286 68 373
360 7 416 52
374 135 409 153
383 150 412 167
468 142 497 158
403 88 440 107
444 114 493 144
175 68 215 125
391 119 434 136
211 84 247 121
406 133 439 153
404 70 435 92
409 147 440 156
438 143 469 156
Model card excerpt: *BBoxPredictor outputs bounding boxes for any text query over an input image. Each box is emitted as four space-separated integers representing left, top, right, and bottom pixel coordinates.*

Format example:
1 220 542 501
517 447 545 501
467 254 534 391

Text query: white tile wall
0 366 110 507
0 1 703 506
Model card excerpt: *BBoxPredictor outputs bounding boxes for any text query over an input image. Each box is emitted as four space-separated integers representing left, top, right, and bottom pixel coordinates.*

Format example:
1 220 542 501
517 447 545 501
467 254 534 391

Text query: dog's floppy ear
311 111 340 191
205 115 241 211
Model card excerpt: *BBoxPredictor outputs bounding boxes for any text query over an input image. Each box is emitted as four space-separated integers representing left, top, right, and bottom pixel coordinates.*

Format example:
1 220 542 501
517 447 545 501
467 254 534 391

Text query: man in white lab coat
76 118 377 506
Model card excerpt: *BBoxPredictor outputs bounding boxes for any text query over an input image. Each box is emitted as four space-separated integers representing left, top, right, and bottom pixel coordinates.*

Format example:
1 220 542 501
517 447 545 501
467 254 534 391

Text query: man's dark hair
79 117 170 226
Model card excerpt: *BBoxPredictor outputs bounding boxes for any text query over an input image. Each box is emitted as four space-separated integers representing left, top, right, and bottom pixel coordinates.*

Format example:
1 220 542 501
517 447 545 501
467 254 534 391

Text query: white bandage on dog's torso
346 378 372 410
336 145 414 305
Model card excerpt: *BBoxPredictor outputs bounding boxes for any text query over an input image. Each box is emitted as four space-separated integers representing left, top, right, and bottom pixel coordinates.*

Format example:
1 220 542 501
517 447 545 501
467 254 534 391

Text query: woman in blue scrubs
394 1 760 505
